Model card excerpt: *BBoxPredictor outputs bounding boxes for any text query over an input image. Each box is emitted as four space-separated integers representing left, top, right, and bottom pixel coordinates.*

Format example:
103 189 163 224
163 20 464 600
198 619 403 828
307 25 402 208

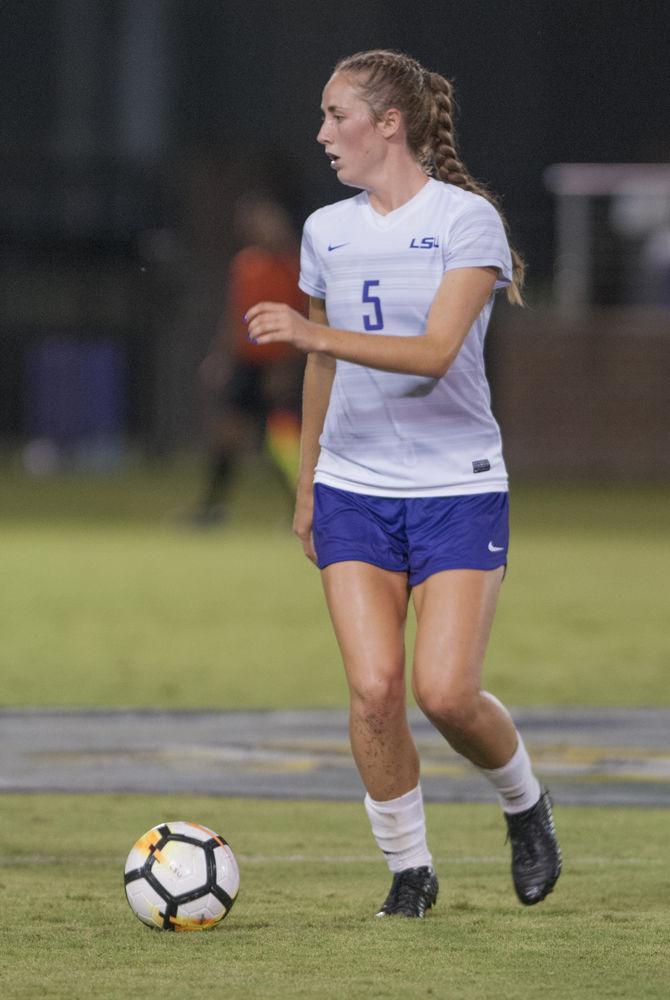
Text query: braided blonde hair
334 49 525 306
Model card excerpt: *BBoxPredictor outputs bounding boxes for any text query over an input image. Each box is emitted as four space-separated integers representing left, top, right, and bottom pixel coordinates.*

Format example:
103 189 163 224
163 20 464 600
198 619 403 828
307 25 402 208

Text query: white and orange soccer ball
124 821 240 931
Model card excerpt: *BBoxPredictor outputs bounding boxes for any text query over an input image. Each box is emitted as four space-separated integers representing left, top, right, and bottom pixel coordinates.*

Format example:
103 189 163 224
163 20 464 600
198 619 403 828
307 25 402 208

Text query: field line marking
9 852 663 867
235 854 663 866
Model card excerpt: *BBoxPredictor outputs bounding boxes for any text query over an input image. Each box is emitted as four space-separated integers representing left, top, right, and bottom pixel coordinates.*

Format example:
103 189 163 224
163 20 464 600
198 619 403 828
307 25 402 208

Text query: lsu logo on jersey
409 236 440 249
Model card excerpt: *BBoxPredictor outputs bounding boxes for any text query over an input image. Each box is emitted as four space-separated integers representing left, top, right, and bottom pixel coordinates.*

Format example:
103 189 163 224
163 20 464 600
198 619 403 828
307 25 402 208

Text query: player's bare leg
411 567 516 767
321 561 438 916
411 567 561 904
321 561 416 801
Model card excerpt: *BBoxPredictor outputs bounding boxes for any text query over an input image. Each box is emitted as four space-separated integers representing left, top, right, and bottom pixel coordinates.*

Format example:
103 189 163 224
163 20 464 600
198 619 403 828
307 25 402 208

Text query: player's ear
379 107 402 138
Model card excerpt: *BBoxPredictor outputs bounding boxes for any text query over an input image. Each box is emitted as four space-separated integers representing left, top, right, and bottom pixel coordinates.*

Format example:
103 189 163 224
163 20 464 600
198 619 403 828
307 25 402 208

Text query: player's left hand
245 302 323 353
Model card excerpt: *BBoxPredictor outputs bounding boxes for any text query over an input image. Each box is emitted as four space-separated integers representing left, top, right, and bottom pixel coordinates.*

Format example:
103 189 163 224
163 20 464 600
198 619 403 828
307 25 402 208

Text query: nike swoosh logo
327 242 349 252
488 541 505 552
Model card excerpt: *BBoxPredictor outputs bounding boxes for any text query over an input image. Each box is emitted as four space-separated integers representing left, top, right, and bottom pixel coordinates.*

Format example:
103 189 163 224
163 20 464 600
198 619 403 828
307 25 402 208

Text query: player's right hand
293 488 316 563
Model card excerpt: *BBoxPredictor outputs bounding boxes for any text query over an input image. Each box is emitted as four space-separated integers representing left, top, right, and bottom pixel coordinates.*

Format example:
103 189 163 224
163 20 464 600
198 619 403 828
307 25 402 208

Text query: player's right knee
348 669 406 713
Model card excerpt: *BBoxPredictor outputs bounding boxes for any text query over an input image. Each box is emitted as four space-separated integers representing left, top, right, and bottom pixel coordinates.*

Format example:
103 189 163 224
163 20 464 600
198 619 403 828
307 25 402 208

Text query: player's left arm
245 266 498 379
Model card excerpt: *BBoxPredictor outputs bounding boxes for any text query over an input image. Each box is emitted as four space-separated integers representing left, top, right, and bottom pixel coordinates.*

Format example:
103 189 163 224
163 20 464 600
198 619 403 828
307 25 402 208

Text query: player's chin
335 167 360 189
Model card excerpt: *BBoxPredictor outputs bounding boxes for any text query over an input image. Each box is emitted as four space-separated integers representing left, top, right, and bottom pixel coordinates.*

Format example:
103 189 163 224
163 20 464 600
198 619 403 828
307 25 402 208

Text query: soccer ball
124 821 240 931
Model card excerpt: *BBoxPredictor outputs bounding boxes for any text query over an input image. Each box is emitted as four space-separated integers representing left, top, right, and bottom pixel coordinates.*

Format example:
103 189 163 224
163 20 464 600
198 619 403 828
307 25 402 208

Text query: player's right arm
294 296 335 563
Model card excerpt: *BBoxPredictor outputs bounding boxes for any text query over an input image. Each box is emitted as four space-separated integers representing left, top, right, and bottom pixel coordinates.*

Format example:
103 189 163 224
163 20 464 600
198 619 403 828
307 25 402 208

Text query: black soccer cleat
505 789 562 906
375 866 439 918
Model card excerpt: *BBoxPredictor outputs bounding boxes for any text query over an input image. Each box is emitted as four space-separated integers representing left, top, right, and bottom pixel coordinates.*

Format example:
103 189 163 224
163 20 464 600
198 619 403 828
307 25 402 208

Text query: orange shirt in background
227 246 307 365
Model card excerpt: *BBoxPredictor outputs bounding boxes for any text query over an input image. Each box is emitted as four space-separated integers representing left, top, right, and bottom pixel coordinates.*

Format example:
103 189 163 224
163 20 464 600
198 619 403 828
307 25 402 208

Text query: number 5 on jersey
362 280 384 331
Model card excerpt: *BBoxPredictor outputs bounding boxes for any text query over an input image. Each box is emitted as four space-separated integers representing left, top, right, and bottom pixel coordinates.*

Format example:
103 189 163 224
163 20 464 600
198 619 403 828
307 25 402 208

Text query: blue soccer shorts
312 483 509 586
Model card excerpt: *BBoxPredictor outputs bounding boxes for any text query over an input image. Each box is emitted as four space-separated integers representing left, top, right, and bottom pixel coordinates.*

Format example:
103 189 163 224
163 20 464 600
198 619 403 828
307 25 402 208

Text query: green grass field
0 458 667 708
2 460 669 999
2 794 668 1000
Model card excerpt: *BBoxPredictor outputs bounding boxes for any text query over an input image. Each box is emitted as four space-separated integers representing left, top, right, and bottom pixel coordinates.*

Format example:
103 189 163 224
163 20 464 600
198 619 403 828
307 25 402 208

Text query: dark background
1 0 668 457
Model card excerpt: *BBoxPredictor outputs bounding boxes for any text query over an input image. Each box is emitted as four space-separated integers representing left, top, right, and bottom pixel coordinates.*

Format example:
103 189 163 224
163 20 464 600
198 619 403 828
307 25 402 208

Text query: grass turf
1 793 668 1000
2 466 668 998
0 459 668 708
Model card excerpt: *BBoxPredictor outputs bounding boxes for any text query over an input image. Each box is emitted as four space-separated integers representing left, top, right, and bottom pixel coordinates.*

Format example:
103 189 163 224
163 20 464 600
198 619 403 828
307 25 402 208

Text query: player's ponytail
335 50 525 306
424 71 525 306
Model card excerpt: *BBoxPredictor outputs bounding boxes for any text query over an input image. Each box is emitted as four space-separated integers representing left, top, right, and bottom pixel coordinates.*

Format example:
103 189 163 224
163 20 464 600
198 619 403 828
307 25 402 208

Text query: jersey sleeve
442 197 513 291
299 214 326 298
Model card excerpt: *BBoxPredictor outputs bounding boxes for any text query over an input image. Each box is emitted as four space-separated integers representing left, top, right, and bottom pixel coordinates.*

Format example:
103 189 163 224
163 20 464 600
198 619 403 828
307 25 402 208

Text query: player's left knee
413 679 480 735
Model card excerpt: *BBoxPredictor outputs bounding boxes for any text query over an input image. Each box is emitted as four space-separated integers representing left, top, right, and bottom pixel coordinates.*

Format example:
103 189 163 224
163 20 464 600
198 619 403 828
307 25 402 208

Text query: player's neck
366 161 429 216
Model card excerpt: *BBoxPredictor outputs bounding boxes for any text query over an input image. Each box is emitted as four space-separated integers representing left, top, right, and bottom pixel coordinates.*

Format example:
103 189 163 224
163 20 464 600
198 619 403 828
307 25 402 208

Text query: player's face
317 74 386 189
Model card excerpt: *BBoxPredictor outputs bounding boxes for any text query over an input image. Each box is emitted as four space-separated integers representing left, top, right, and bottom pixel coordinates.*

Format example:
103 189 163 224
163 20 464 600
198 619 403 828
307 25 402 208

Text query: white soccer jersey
299 177 513 496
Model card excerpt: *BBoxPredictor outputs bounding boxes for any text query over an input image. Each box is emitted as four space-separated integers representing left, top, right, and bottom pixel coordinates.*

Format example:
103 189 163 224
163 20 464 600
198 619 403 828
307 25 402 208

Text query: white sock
364 783 433 873
478 731 541 814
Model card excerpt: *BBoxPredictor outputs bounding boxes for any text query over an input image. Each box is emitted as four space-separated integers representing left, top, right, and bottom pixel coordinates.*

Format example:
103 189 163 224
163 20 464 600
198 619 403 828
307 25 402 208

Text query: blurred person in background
246 50 561 918
193 194 306 525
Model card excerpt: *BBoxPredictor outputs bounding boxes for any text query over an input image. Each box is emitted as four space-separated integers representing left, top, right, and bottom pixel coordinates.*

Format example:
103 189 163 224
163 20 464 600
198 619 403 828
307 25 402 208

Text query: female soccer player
246 49 561 917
